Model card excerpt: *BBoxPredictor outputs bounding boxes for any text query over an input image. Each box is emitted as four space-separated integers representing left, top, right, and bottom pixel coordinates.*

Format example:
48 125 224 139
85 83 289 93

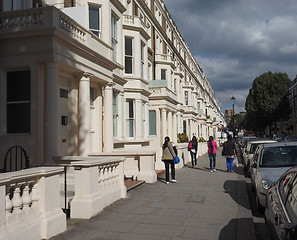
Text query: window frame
149 110 156 136
126 99 135 138
111 13 118 62
6 69 31 134
125 37 133 75
89 4 101 37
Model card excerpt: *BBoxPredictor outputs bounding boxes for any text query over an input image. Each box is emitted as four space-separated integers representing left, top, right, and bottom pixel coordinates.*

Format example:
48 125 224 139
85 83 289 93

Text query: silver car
250 142 297 210
242 139 277 171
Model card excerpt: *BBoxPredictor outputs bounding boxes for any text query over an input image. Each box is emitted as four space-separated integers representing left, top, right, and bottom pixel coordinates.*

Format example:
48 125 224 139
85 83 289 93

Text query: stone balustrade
88 152 157 184
0 167 66 240
0 6 111 56
54 156 127 219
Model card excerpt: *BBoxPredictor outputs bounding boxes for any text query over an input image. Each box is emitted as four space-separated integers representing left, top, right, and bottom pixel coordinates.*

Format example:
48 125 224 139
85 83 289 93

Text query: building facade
0 0 225 170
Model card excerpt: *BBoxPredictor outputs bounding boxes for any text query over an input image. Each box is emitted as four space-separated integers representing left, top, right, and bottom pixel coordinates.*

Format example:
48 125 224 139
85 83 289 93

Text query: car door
251 147 261 189
266 172 296 240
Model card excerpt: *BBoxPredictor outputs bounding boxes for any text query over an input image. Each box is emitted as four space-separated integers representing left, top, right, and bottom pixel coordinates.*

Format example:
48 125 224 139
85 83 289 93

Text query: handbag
167 146 180 164
187 141 192 151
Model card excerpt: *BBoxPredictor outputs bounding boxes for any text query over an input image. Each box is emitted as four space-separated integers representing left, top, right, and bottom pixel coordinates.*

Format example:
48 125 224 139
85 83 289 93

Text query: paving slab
50 147 256 240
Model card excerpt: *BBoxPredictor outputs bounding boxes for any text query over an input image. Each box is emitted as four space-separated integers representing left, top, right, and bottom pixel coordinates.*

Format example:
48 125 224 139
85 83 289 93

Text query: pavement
50 147 257 240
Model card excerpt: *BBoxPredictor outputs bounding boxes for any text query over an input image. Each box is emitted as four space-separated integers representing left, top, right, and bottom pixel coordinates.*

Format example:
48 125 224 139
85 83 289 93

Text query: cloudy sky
163 0 297 112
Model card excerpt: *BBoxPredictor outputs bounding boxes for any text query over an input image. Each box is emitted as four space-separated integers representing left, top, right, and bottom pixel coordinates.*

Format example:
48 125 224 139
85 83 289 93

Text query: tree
245 72 291 133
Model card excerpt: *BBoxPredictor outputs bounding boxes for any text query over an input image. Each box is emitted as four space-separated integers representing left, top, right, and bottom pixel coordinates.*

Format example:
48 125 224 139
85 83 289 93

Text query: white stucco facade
0 1 226 237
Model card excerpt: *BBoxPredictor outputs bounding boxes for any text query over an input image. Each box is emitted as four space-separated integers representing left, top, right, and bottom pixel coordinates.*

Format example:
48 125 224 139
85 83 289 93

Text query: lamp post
231 96 236 136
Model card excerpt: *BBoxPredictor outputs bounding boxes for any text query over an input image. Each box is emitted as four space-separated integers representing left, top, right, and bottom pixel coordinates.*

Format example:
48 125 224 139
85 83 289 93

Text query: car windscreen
260 146 297 167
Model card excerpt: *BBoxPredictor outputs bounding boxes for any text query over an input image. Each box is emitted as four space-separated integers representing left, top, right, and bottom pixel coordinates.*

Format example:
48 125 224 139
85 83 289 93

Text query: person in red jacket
207 136 218 172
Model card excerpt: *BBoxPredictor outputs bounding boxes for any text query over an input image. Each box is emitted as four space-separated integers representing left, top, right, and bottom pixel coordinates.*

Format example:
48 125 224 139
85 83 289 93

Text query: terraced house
0 0 225 239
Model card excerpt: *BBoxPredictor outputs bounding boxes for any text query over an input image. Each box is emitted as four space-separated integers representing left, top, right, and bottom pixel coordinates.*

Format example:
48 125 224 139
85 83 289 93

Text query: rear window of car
260 146 297 167
250 143 260 154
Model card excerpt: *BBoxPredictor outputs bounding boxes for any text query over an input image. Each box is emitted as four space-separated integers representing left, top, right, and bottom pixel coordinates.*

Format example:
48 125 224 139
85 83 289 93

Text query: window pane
7 103 30 133
128 100 134 118
125 57 133 74
7 71 30 102
125 38 132 56
89 6 99 30
149 110 156 135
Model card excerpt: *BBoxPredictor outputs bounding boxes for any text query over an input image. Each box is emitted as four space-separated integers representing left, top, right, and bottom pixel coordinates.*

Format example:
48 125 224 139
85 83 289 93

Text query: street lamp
231 96 236 136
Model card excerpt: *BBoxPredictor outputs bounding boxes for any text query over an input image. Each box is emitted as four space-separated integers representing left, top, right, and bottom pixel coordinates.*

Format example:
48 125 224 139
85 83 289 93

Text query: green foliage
198 137 206 142
230 114 245 131
177 133 188 143
245 72 291 132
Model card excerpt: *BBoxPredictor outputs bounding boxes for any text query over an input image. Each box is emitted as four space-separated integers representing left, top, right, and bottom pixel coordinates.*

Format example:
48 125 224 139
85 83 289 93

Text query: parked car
265 167 297 240
242 139 277 172
288 136 297 142
250 142 297 210
240 136 257 156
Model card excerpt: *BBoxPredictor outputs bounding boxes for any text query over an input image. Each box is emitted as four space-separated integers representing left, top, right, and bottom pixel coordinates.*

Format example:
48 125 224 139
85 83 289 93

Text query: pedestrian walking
222 135 237 172
188 136 198 167
207 136 218 172
161 136 177 184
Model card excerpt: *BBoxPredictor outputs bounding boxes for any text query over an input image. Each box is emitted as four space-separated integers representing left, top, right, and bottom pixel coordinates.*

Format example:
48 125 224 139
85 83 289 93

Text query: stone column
78 73 91 156
161 108 167 140
103 83 113 152
145 102 149 138
168 111 172 140
173 112 177 143
118 92 124 139
177 111 181 134
135 99 143 140
44 61 59 164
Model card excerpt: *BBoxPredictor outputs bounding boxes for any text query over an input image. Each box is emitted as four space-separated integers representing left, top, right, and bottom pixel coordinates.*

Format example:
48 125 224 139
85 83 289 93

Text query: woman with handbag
207 136 218 172
222 135 237 172
161 136 177 184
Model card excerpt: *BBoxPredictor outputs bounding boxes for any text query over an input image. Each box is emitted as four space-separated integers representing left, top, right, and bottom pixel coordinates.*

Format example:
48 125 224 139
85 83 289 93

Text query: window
89 5 100 37
90 87 95 106
60 88 68 99
111 14 118 61
126 99 134 137
149 110 156 136
125 37 133 74
113 92 118 137
185 91 188 105
183 120 187 134
33 0 42 7
6 70 31 134
161 69 166 80
5 0 23 10
197 102 201 110
141 43 145 79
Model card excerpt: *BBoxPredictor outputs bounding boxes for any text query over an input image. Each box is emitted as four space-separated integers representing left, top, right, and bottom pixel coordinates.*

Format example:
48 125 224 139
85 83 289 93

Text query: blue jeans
190 151 197 166
209 153 216 170
226 157 234 172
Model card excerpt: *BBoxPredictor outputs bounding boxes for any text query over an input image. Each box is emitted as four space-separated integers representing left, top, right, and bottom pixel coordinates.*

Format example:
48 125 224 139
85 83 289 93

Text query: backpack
209 140 214 153
188 141 192 151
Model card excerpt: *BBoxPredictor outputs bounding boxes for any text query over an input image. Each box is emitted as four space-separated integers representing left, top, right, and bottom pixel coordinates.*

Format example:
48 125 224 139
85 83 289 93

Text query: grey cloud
164 0 297 110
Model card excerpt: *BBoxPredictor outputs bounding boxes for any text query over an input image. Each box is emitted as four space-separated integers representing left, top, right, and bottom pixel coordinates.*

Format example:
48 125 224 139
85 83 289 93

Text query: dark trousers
163 160 175 182
190 151 197 166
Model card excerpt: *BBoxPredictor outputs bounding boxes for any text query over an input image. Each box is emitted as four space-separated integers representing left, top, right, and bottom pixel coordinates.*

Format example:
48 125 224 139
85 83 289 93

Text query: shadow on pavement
219 218 256 240
223 180 251 210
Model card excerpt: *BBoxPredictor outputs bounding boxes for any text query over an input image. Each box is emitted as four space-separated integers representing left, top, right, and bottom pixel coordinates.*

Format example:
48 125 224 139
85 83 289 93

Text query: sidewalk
51 147 256 240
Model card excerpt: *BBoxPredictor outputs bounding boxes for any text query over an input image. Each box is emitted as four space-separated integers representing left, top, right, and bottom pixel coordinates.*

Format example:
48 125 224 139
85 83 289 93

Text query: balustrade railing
0 167 66 240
